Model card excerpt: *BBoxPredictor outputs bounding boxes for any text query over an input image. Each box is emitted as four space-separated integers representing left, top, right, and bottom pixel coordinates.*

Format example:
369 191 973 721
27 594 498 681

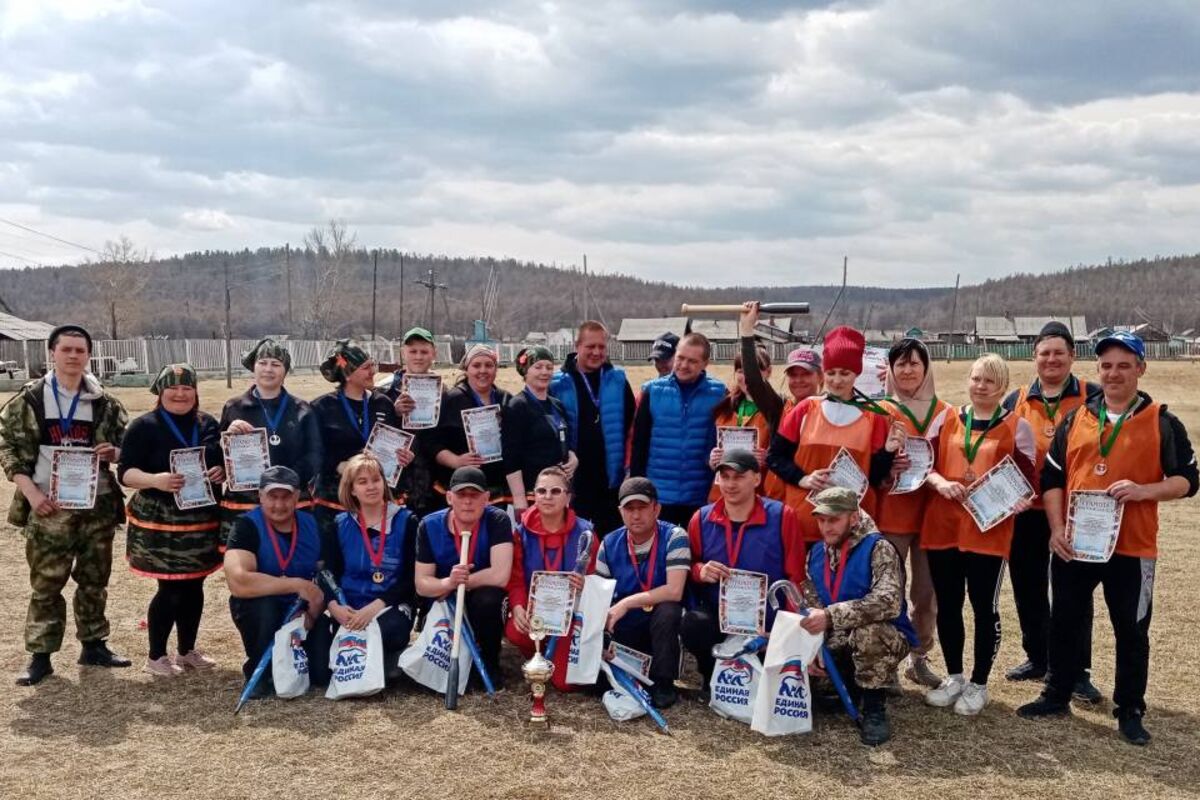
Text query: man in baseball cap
648 332 679 378
799 487 917 746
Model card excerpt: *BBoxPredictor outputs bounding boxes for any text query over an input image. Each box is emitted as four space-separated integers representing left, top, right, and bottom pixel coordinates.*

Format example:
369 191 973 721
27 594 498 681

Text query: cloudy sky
1 0 1198 287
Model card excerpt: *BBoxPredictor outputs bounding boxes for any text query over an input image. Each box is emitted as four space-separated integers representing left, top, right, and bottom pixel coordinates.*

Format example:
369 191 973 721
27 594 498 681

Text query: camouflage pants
23 505 121 653
827 622 911 690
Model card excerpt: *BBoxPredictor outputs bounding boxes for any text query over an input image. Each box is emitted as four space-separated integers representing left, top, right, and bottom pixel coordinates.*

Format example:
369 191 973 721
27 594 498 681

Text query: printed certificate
890 436 934 495
962 455 1035 532
608 641 653 685
221 428 271 492
854 347 889 399
462 405 503 464
808 447 868 506
1067 490 1123 563
401 373 442 430
50 447 99 510
719 569 769 636
170 447 215 509
364 423 415 488
718 426 759 457
527 571 578 637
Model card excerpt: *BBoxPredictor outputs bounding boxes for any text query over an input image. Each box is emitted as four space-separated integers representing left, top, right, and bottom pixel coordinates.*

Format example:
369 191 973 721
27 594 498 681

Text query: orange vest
709 406 786 502
874 398 950 535
785 398 877 542
922 409 1021 557
1063 401 1162 559
1013 380 1091 509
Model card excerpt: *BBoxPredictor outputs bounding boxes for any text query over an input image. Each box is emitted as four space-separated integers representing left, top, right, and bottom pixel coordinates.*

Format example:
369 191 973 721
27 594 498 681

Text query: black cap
716 449 760 473
259 465 301 492
1035 321 1074 349
648 332 679 362
448 466 488 493
48 324 92 352
618 476 658 507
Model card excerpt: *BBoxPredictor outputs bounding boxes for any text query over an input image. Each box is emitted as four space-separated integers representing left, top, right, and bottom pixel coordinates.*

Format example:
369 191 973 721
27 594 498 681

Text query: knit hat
47 324 92 353
822 326 866 374
241 337 292 373
1035 321 1075 350
151 363 198 395
515 346 555 377
319 339 371 383
460 344 499 370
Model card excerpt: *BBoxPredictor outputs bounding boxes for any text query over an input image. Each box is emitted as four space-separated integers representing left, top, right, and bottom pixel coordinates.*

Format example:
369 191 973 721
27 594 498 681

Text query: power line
0 248 45 266
0 217 102 255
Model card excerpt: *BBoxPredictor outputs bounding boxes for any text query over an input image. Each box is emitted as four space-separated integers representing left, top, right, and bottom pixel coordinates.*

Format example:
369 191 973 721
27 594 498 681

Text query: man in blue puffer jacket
549 321 636 535
629 332 726 526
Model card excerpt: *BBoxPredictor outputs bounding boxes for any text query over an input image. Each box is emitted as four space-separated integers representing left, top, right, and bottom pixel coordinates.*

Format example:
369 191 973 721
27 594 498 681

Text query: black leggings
927 549 1004 686
147 578 206 660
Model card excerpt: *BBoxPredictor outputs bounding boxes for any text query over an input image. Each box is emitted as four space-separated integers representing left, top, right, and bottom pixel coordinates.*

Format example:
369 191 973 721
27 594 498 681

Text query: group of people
0 310 1193 748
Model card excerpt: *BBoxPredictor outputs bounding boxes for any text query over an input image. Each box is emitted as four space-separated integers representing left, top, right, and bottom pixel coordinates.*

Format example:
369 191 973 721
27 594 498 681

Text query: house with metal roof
616 317 689 342
0 311 55 341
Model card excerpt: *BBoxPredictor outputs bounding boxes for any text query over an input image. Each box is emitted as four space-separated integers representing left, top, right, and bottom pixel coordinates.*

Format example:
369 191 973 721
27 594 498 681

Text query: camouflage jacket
0 374 128 527
801 512 905 632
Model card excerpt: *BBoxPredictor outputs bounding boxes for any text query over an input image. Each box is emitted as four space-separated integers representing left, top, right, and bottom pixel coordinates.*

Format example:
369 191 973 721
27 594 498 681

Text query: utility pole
223 260 232 388
399 252 405 335
947 272 961 363
415 267 447 334
582 254 589 321
284 242 293 334
371 249 378 340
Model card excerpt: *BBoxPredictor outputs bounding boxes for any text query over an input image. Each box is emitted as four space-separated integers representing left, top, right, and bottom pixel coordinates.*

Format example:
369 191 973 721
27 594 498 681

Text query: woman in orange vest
873 338 951 690
921 353 1036 717
707 343 786 501
767 325 905 542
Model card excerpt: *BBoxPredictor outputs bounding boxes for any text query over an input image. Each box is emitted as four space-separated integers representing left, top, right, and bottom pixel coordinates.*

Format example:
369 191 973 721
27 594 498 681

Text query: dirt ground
2 360 1199 800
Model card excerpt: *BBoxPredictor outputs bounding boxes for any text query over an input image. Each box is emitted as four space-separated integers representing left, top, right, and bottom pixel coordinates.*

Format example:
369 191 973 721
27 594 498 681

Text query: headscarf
241 337 292 373
460 344 499 370
885 338 936 403
319 339 371 384
515 346 555 378
151 363 198 396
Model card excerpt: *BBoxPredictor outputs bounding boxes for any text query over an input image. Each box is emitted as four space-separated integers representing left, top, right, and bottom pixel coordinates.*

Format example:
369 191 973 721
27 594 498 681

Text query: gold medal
1043 425 1055 439
642 604 654 613
963 468 976 482
372 570 385 584
1094 462 1108 476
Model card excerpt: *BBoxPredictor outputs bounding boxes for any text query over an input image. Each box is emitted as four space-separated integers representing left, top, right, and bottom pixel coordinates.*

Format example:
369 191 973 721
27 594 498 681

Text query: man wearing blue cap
1018 332 1197 746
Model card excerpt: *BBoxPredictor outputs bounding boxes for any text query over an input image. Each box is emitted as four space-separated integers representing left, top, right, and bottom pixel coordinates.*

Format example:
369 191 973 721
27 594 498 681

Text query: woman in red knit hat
767 325 906 542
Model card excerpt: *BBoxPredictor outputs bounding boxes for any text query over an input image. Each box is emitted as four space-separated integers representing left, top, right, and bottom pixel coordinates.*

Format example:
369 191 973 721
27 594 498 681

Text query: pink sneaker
175 650 217 670
143 656 183 678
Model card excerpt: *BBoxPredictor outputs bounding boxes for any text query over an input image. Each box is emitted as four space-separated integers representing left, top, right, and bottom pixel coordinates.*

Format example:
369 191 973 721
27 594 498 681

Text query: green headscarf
241 337 292 373
151 363 198 395
515 346 555 378
320 339 372 383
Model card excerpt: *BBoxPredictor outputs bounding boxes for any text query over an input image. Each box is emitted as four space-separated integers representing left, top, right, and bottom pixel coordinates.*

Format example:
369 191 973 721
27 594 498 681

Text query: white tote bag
598 660 647 722
272 615 310 699
325 615 386 700
566 575 616 685
750 610 823 736
397 599 471 695
709 635 763 724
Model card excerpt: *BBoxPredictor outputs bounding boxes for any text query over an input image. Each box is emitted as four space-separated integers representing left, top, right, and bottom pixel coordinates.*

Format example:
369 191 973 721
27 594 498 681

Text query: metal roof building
0 311 55 341
688 318 741 342
616 317 689 342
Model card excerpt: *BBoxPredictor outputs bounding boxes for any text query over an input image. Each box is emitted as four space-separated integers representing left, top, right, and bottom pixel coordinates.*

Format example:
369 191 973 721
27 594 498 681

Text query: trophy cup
522 616 554 725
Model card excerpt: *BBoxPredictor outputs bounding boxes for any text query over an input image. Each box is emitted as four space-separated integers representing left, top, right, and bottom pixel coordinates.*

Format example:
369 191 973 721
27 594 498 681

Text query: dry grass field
2 361 1199 800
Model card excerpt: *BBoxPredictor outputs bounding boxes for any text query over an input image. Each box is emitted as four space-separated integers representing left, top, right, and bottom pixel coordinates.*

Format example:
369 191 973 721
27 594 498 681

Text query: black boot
1116 708 1151 746
1016 691 1071 720
650 683 678 709
15 653 53 686
384 650 404 684
78 640 132 668
1072 671 1103 704
859 688 891 746
1005 660 1047 682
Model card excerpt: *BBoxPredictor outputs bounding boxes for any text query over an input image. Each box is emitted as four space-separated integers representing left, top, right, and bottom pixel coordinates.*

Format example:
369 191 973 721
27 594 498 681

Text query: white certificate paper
854 347 889 399
364 422 415 488
170 447 215 510
221 428 271 492
401 373 442 430
608 641 653 685
462 405 503 464
719 569 769 636
890 436 934 495
961 455 1035 532
718 426 759 456
50 447 99 510
808 447 869 506
528 570 578 637
1068 490 1123 563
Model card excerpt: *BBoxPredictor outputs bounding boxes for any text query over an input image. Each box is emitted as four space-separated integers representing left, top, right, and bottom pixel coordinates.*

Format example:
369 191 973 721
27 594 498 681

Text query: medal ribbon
1098 397 1141 459
1040 393 1063 424
338 389 372 443
449 515 484 567
538 535 565 572
823 537 853 603
525 387 567 451
735 398 758 427
357 505 389 569
50 375 82 440
723 517 751 569
963 405 1001 464
158 409 199 448
626 529 659 595
254 387 291 439
266 516 299 573
469 386 496 408
827 391 889 416
580 370 602 416
884 396 939 434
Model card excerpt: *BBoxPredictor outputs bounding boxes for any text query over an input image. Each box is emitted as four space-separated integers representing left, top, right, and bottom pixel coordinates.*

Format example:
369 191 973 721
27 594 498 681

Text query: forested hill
0 247 1196 340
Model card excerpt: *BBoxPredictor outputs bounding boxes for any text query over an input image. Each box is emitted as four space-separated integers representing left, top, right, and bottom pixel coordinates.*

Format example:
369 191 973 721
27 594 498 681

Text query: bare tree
89 235 152 339
302 219 357 338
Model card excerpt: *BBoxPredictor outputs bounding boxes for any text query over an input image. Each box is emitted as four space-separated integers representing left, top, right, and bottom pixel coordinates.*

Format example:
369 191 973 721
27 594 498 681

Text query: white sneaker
954 682 989 716
142 656 183 678
925 674 966 707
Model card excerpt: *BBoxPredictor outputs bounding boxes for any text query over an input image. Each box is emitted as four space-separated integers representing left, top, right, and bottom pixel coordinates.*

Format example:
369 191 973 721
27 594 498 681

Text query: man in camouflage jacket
0 325 131 685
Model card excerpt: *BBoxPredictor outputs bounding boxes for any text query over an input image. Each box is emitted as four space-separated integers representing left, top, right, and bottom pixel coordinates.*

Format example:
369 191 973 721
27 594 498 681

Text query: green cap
810 486 860 517
403 327 435 344
151 363 198 395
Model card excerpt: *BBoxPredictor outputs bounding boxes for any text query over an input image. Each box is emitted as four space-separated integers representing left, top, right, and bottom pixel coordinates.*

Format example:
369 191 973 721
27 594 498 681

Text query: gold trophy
522 616 554 725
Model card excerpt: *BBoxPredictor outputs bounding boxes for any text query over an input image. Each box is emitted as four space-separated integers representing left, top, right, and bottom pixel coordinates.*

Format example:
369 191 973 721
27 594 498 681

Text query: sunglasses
533 486 566 497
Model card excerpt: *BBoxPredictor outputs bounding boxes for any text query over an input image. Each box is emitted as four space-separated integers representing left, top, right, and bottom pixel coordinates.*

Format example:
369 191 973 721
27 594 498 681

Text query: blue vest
602 521 674 634
550 363 628 488
335 507 414 608
422 507 507 578
643 373 726 505
248 508 321 581
694 499 788 628
808 533 918 646
519 517 592 587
